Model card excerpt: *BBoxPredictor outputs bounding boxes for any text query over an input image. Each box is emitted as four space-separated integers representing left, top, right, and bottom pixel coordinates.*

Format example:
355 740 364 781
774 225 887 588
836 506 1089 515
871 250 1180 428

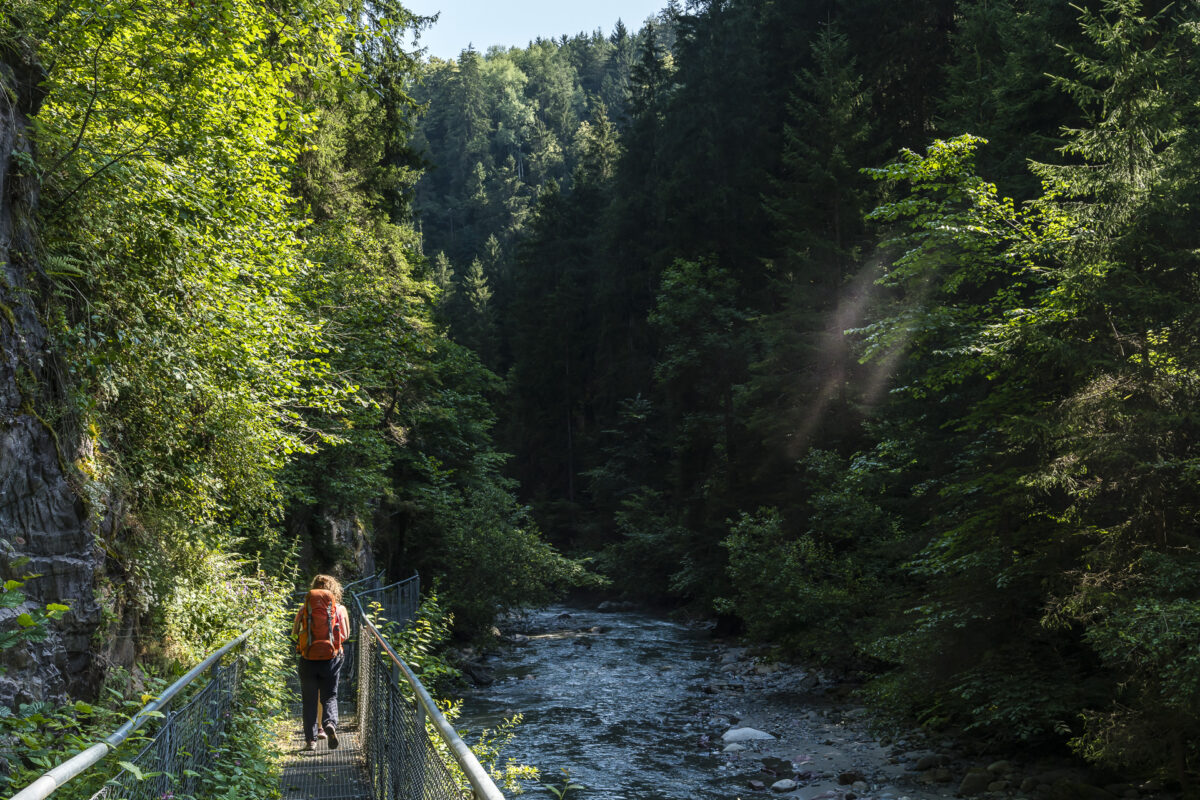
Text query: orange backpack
297 589 344 660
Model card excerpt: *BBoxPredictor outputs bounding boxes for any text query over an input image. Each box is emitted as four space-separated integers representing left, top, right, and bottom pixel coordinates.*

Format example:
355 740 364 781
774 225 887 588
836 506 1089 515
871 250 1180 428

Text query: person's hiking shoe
304 740 316 751
317 728 327 739
324 724 338 749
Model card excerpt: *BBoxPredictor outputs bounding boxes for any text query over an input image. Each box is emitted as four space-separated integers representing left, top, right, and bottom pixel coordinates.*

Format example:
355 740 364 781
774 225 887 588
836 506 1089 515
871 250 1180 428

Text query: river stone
988 760 1013 775
933 768 954 783
596 600 636 611
771 779 798 792
989 780 1011 792
839 771 867 785
724 743 747 752
959 769 992 796
461 661 495 686
1050 780 1118 800
1034 769 1088 786
762 757 793 774
723 727 777 743
852 780 870 792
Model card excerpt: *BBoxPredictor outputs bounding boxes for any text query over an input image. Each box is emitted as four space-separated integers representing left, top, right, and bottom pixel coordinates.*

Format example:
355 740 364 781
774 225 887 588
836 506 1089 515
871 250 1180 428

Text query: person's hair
310 574 343 604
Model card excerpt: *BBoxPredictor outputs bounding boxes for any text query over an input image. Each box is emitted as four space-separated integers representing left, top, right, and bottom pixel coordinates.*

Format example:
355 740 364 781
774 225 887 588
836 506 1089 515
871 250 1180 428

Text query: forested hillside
414 0 1200 783
3 0 1199 791
0 1 587 790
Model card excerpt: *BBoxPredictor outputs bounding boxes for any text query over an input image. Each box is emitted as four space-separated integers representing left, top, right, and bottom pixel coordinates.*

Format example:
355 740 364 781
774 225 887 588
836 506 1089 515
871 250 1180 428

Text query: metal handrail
341 571 385 593
12 572 501 800
351 571 417 597
10 629 253 800
351 590 504 800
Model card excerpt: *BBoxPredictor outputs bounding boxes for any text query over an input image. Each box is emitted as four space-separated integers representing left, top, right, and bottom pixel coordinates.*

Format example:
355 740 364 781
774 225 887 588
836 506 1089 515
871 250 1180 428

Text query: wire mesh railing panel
352 575 419 630
356 629 469 800
88 650 247 800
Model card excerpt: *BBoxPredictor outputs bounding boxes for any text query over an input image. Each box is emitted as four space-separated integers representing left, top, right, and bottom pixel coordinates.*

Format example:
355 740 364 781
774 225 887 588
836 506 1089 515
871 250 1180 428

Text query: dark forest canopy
413 0 1200 784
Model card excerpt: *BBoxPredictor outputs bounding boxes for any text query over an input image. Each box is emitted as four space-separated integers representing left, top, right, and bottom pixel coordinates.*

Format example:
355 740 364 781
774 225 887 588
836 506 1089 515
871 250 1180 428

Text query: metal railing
351 572 419 627
13 572 505 800
348 576 503 800
11 630 252 800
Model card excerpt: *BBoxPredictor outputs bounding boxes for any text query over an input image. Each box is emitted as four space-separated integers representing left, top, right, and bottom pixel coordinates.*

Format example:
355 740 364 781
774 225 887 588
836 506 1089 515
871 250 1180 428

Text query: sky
401 0 668 60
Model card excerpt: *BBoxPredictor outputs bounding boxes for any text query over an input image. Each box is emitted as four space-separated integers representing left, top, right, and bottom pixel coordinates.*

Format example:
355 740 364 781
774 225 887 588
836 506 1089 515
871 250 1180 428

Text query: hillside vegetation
413 0 1200 784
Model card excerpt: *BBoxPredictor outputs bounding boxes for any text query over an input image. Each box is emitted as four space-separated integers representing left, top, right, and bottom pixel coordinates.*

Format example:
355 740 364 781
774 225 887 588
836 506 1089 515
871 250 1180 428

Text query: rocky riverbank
457 604 1174 800
690 641 1169 800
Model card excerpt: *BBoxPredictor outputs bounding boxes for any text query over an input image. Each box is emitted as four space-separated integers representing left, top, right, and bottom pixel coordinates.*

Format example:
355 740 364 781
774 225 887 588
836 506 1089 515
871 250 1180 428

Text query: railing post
160 708 175 800
413 695 427 800
210 662 223 728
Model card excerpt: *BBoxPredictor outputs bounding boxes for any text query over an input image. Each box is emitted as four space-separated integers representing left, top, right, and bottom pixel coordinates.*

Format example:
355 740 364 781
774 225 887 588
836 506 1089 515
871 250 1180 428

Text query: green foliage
423 0 1200 781
0 614 293 800
402 457 603 632
545 768 584 800
370 591 462 691
465 714 540 794
598 488 687 600
0 676 164 797
719 449 905 659
0 575 68 654
32 0 367 530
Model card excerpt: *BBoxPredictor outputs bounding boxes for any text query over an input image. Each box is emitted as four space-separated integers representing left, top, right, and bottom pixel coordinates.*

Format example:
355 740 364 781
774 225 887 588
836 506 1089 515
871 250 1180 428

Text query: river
455 604 957 800
456 605 1136 800
458 604 726 798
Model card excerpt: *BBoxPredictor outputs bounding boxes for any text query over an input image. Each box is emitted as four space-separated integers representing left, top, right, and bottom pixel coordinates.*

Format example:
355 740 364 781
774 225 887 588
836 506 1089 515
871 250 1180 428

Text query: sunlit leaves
860 136 1076 399
27 0 383 525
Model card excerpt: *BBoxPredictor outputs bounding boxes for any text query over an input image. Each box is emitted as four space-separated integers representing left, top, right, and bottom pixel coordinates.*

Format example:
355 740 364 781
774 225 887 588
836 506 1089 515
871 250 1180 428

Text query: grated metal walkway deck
280 716 371 800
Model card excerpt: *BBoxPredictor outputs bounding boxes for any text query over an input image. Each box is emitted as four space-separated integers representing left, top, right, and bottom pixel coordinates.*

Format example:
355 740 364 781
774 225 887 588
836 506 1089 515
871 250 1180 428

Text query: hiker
293 574 351 751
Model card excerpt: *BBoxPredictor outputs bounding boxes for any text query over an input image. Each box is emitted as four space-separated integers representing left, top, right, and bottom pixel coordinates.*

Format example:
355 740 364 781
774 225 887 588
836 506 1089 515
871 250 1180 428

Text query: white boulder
721 727 777 743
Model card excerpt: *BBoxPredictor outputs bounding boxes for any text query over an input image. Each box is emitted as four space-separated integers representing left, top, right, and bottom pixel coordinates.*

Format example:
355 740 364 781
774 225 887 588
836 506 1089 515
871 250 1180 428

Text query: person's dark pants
298 654 343 741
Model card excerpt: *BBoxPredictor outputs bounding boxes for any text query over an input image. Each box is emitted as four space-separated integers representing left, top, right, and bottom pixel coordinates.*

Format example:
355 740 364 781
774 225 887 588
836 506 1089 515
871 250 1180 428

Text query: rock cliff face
0 48 101 706
289 506 378 579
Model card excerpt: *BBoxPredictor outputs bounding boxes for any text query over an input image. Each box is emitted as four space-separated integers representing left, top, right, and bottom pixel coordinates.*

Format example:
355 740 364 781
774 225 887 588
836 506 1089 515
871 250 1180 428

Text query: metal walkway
277 574 499 800
280 718 370 800
12 573 505 800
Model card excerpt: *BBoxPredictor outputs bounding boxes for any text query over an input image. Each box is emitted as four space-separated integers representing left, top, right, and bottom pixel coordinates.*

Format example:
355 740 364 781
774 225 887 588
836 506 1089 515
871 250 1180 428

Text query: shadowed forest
413 0 1200 785
0 0 1198 795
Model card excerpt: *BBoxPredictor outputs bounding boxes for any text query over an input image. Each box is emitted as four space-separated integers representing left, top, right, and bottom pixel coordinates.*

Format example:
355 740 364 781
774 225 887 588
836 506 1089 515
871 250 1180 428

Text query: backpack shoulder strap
304 593 315 658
